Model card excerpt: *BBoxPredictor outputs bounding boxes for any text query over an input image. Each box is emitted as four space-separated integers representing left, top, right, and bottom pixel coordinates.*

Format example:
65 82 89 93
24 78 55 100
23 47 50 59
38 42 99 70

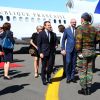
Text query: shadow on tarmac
91 82 100 94
0 70 21 77
13 59 25 63
12 72 30 79
53 65 63 74
93 68 100 73
0 84 30 96
51 76 62 82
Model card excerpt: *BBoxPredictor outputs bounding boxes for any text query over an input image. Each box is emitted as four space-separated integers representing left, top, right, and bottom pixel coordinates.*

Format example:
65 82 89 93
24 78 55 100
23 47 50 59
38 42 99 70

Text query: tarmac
0 44 100 100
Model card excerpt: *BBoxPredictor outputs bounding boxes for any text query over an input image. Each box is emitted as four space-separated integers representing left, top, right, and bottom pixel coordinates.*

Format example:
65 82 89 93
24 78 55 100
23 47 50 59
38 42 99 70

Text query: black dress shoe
71 79 77 83
43 81 47 85
47 78 52 83
66 80 70 83
78 88 87 95
62 73 66 79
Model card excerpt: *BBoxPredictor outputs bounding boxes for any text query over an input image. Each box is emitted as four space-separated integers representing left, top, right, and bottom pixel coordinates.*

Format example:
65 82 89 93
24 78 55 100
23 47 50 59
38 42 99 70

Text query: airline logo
95 0 100 14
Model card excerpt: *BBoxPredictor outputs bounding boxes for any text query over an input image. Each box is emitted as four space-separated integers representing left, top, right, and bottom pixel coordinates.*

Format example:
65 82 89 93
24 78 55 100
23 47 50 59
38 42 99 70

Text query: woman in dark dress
2 22 15 80
29 25 43 78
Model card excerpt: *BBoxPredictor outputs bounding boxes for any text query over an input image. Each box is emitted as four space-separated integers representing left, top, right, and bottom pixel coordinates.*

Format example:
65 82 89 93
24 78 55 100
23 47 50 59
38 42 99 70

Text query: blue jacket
61 27 75 53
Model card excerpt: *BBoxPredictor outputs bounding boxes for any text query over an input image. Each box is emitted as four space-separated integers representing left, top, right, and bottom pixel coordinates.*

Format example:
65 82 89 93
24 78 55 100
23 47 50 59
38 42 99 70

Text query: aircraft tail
95 0 100 14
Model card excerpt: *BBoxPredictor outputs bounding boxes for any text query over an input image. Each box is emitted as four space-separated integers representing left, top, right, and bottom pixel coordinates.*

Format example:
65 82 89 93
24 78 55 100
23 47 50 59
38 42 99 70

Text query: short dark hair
3 22 11 31
81 12 92 23
58 25 65 33
43 21 51 26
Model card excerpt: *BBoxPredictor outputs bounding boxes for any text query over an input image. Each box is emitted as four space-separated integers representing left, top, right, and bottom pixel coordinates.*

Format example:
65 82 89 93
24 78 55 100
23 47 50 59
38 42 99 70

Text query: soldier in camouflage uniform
75 12 100 95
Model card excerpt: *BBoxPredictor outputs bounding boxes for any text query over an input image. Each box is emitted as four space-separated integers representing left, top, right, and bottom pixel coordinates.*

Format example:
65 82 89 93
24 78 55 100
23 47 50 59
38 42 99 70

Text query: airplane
66 0 100 25
0 0 100 44
0 6 74 41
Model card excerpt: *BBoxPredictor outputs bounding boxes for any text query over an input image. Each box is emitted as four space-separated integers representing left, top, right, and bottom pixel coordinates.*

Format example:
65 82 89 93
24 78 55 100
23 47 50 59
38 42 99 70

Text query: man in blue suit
61 19 77 83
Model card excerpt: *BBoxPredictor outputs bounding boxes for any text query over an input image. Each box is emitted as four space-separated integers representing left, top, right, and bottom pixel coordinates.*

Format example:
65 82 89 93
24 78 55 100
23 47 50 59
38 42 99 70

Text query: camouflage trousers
77 57 93 89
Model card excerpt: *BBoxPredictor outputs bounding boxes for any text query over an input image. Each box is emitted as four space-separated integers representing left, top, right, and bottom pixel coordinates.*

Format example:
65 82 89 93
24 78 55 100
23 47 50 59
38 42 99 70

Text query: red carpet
0 62 23 69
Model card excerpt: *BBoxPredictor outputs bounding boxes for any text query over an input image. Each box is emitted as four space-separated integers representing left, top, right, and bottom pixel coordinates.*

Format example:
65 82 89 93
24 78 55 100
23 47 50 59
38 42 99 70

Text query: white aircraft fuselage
0 0 100 39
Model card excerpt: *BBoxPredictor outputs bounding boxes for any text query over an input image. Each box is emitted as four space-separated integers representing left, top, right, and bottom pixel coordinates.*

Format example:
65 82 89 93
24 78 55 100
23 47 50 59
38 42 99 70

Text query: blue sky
0 0 67 12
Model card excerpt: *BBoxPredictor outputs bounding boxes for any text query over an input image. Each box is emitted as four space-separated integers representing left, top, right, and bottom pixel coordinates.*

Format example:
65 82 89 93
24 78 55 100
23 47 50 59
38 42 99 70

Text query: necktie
47 31 50 42
73 28 75 36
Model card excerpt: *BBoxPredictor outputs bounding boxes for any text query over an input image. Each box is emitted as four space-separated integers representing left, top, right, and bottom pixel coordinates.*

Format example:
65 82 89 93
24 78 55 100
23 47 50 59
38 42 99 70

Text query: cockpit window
0 15 3 21
6 16 10 21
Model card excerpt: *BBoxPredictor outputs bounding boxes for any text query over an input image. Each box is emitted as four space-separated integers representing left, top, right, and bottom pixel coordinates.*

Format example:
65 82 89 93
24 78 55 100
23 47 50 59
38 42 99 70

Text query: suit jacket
37 30 56 56
61 27 75 53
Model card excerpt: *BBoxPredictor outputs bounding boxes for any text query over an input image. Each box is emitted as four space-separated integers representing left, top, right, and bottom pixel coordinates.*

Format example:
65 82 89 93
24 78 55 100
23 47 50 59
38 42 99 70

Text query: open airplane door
95 0 100 14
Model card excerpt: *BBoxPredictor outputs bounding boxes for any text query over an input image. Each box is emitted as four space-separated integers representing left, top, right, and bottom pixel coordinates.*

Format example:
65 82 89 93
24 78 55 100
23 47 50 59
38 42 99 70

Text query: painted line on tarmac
45 68 63 100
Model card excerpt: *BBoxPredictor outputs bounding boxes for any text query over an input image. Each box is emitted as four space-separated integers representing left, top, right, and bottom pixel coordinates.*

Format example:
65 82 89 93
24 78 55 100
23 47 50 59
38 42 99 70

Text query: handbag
0 32 14 49
29 48 36 55
29 46 38 55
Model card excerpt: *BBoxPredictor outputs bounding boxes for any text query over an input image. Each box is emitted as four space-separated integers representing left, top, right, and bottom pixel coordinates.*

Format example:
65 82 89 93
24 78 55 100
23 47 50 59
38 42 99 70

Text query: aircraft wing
95 0 100 14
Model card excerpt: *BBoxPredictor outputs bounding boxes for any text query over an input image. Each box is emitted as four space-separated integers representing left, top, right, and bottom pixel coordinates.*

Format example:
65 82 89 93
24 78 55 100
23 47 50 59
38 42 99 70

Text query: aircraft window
31 18 34 22
59 20 61 24
54 19 56 23
46 14 49 17
43 18 46 21
6 16 10 21
37 18 40 22
0 15 3 21
49 14 52 18
25 17 29 22
13 16 17 21
64 20 66 24
49 19 51 21
19 17 23 21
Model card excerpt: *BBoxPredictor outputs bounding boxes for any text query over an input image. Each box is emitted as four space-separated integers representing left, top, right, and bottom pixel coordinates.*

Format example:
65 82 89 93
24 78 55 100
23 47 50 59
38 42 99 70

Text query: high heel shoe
34 73 38 78
4 76 11 80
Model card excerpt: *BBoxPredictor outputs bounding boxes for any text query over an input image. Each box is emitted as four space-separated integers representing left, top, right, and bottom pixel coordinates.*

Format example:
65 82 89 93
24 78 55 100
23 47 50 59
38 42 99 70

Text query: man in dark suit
61 19 77 83
37 21 57 85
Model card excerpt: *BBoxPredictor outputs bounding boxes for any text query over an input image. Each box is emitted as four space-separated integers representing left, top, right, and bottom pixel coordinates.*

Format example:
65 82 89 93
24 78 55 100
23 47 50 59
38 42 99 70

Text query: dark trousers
62 55 66 75
65 49 76 80
41 52 55 82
